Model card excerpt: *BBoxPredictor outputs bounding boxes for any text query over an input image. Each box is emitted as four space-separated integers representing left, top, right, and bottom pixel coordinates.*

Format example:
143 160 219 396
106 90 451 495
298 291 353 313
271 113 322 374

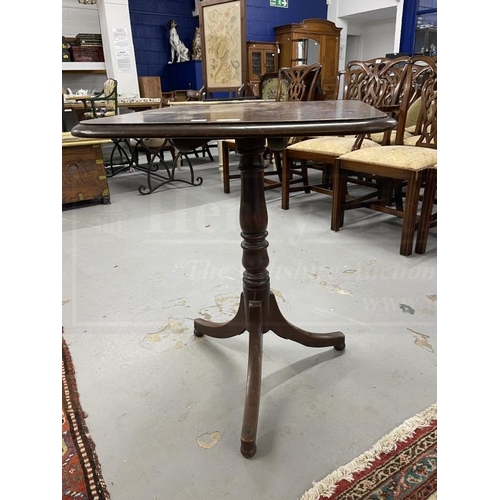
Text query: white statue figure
167 20 190 63
192 27 202 61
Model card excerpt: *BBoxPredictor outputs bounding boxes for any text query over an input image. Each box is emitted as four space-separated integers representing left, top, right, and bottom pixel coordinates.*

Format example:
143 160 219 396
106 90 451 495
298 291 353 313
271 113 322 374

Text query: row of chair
72 60 437 255
222 56 437 256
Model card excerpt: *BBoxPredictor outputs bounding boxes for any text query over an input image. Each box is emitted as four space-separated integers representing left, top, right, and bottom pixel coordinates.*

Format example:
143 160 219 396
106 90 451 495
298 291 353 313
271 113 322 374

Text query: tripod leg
269 294 345 350
194 293 246 339
240 300 263 458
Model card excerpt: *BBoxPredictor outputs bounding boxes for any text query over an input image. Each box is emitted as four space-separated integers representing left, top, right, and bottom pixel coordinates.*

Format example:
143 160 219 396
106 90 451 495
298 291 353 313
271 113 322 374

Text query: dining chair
220 72 283 193
367 55 437 145
370 56 437 213
138 75 173 106
331 73 437 256
221 62 323 194
281 56 411 210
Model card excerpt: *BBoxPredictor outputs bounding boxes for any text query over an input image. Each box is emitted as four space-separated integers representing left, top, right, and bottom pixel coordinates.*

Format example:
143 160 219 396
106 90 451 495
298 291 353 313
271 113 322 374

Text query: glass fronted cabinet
401 0 437 57
246 41 279 97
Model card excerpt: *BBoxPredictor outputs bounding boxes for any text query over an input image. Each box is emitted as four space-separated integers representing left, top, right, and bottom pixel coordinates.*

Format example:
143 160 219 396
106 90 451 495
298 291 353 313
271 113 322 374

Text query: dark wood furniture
62 133 111 205
138 76 173 105
71 99 396 458
333 73 437 256
246 41 279 97
274 19 342 100
281 56 412 212
221 63 323 194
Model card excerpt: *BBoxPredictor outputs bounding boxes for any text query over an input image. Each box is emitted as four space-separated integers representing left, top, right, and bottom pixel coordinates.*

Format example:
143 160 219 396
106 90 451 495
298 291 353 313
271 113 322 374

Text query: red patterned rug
301 404 437 500
62 338 110 500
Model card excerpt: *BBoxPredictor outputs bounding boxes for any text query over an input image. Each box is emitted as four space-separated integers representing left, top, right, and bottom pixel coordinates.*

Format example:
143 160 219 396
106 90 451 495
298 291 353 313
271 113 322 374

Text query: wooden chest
62 133 111 205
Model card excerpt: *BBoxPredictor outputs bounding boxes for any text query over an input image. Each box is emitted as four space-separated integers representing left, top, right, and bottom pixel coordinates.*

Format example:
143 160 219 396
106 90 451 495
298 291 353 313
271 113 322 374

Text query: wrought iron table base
106 138 204 195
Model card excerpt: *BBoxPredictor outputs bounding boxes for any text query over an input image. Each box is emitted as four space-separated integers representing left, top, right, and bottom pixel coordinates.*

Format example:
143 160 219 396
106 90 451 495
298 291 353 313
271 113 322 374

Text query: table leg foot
240 300 263 459
268 293 345 350
193 293 246 339
240 440 257 459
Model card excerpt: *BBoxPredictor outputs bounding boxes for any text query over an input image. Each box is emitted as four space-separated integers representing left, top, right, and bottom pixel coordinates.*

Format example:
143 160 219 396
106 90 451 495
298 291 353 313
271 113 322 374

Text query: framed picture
199 0 247 94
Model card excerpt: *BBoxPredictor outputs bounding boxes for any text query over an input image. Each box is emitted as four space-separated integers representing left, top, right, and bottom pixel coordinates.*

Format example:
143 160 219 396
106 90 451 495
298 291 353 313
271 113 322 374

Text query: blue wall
129 0 327 91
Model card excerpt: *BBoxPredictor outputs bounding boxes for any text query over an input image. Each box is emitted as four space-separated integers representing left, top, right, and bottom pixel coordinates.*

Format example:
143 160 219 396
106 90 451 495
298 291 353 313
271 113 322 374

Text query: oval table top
71 99 397 141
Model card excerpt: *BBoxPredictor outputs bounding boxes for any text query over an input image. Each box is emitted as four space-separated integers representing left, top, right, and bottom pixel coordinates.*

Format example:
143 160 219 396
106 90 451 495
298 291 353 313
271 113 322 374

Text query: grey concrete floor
62 150 437 500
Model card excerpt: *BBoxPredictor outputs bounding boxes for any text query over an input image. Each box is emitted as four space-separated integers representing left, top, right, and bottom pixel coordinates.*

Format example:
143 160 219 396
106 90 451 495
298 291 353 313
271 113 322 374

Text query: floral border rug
301 404 437 500
62 337 110 500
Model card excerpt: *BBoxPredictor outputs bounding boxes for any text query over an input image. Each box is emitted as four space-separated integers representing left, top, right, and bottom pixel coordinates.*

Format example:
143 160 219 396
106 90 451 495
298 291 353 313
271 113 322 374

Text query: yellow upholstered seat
287 136 381 156
338 145 437 170
332 74 437 256
368 129 413 145
369 95 422 144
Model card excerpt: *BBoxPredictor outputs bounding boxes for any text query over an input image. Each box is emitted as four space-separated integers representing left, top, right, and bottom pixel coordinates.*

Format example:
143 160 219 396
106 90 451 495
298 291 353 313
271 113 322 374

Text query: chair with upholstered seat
364 56 437 212
281 56 411 210
367 56 437 146
220 72 285 192
331 73 437 256
221 63 323 194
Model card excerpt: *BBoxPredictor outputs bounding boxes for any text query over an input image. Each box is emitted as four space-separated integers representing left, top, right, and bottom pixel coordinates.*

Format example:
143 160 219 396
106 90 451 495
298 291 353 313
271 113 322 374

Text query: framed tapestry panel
199 0 247 95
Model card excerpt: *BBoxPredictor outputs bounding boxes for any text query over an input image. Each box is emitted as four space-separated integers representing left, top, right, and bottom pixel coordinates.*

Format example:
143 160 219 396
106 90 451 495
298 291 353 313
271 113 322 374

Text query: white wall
328 0 405 73
358 19 397 60
336 0 398 18
62 0 100 36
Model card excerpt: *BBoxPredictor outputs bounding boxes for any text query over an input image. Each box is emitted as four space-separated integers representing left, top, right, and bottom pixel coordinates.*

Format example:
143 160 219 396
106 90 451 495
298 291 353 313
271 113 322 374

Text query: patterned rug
301 404 437 500
62 338 110 500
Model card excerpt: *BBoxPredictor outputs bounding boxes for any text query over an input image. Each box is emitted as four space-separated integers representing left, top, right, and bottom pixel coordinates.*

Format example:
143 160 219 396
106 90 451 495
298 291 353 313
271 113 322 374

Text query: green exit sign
270 0 288 8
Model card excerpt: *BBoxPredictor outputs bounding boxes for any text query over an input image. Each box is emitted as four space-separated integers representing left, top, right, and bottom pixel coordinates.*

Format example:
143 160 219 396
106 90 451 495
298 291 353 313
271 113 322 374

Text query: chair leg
203 144 214 162
222 143 231 194
321 162 330 189
394 180 405 211
331 160 347 231
399 172 423 256
300 159 311 193
273 151 282 181
281 150 291 210
415 168 437 254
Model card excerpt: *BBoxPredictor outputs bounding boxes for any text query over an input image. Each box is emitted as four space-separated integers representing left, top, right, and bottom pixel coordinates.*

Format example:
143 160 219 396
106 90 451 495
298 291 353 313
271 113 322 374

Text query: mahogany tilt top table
72 100 396 458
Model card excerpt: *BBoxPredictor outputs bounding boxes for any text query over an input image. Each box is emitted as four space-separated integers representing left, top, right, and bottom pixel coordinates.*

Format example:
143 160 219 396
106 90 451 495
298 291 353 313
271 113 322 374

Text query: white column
327 0 348 81
393 0 405 54
98 0 140 96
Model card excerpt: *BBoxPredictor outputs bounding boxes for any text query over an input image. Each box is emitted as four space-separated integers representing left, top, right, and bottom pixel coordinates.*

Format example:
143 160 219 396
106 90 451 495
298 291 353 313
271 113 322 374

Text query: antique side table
72 100 396 457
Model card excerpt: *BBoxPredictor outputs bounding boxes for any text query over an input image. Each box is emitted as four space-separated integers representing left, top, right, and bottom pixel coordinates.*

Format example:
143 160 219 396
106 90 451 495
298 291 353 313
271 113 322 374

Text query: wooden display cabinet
246 41 279 97
274 18 342 100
